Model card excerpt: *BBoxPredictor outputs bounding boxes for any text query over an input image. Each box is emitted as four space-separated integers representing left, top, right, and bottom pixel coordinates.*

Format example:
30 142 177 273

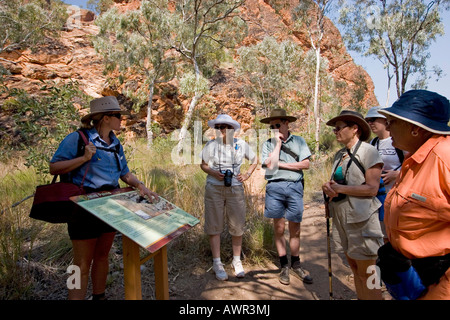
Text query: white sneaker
232 259 245 278
213 263 228 281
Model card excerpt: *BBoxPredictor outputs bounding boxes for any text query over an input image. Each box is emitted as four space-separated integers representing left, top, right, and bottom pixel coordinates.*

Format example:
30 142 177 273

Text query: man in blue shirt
261 108 313 285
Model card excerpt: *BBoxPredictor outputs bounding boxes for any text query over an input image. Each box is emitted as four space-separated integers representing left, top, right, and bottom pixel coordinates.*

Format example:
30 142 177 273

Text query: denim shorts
264 180 304 223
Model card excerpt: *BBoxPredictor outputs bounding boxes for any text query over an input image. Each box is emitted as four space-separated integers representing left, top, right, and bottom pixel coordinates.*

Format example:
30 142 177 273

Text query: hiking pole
323 192 333 300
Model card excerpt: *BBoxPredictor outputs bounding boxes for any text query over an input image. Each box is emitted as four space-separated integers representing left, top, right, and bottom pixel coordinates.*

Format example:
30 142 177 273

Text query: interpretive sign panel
70 187 199 252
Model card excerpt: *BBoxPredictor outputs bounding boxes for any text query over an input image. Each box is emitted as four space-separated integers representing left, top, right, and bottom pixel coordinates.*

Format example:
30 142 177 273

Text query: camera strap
218 140 237 174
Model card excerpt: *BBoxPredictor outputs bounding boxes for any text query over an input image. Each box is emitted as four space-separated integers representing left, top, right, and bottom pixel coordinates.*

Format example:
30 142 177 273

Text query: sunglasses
106 113 122 119
214 125 233 130
333 125 348 133
270 123 282 130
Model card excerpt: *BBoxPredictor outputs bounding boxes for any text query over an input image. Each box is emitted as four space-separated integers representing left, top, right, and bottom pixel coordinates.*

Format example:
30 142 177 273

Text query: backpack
370 137 404 164
369 137 405 221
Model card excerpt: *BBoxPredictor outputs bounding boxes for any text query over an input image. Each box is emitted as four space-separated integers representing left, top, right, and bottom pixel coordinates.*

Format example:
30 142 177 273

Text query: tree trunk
176 92 201 157
146 82 155 149
313 46 321 156
385 66 393 108
176 59 203 159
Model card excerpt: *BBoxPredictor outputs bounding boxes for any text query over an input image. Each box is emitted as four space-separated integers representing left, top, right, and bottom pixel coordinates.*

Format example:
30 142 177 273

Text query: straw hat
81 96 130 123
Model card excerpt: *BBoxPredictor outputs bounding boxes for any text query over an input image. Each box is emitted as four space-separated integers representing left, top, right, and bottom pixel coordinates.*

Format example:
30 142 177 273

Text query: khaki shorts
204 183 246 236
330 201 383 260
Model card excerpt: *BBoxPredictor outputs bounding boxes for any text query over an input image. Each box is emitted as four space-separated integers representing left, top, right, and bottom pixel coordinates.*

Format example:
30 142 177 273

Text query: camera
332 180 347 202
222 169 234 187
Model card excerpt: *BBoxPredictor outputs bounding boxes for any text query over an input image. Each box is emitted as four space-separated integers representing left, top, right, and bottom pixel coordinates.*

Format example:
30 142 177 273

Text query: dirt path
169 201 357 301
32 170 358 300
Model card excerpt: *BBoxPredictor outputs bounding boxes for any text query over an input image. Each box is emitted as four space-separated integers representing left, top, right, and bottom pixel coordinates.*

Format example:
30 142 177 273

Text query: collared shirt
261 133 311 182
201 138 256 186
329 141 383 223
384 135 450 259
51 127 129 189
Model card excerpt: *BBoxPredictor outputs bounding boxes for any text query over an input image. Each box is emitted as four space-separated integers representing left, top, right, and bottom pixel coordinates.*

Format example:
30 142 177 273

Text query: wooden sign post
122 235 169 300
70 188 199 301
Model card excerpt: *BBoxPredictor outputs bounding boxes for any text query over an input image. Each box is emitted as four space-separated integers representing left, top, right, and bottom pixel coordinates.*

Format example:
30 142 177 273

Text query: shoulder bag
29 130 90 224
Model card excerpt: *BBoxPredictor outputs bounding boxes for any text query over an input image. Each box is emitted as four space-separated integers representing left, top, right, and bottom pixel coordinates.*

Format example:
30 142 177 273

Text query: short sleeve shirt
330 141 384 223
370 136 403 192
384 135 450 259
201 138 256 186
51 127 129 189
261 133 311 182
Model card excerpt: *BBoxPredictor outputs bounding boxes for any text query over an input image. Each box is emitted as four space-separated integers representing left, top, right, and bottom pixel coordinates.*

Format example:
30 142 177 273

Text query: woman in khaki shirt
323 110 384 300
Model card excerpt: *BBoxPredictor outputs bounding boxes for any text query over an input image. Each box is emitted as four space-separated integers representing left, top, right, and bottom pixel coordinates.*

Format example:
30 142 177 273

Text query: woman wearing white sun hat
200 114 257 281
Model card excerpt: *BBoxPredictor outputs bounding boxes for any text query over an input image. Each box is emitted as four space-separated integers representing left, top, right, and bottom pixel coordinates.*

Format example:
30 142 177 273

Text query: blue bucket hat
378 90 450 134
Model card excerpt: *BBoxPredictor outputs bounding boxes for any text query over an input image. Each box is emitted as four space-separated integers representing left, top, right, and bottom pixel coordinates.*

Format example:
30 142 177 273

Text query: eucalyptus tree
87 0 114 14
0 0 67 59
93 0 176 147
293 0 333 156
236 36 305 116
338 0 449 98
169 0 247 155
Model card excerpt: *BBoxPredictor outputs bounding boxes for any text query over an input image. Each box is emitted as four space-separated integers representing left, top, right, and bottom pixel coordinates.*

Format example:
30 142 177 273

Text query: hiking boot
212 262 228 281
279 266 290 285
291 265 313 284
232 260 245 278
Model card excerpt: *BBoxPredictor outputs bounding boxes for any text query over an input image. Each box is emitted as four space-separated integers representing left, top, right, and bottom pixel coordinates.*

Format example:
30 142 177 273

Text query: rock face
0 1 378 138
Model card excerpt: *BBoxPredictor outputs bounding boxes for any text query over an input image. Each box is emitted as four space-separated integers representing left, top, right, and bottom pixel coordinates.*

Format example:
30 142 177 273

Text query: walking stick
323 192 333 300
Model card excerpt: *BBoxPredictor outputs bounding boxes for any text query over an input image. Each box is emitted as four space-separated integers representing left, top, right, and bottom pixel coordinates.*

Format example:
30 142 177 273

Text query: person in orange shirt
377 89 450 300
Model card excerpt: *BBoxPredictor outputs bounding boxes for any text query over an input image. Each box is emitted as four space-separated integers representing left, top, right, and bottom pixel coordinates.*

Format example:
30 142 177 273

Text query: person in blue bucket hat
376 90 450 300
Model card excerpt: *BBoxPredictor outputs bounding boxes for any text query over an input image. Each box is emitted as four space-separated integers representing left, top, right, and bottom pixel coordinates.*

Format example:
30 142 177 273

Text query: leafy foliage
94 1 176 104
1 81 89 177
0 0 67 54
338 0 448 96
236 36 305 115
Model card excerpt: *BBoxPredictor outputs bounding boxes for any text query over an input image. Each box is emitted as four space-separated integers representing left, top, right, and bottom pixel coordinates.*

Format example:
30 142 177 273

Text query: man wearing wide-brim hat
260 108 313 285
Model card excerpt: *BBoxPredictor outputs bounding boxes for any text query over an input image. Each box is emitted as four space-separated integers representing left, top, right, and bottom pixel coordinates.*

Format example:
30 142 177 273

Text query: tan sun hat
260 108 297 124
326 110 371 141
81 96 130 123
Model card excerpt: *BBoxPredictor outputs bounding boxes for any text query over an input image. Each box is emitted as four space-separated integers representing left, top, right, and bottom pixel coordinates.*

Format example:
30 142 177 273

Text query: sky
62 0 450 106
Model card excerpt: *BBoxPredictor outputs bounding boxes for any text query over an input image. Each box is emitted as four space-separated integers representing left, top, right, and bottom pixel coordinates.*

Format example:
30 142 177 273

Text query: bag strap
77 130 90 187
280 144 299 162
347 141 385 194
346 140 365 175
51 130 90 186
371 136 404 165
